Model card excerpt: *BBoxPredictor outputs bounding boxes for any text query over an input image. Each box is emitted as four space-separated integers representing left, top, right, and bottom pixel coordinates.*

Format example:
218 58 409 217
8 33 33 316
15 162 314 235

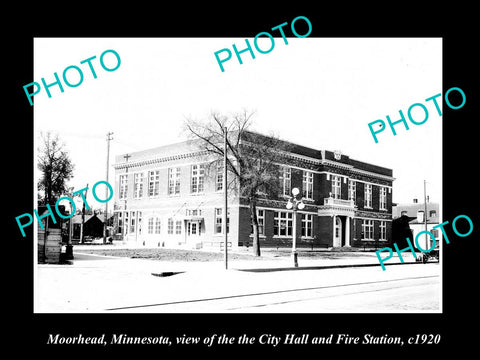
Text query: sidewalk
35 250 437 313
67 247 421 273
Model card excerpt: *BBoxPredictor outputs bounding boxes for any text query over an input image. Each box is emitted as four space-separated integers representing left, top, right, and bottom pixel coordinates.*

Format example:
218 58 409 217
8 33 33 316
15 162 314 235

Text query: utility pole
80 184 88 244
223 126 228 270
104 132 114 244
424 180 428 248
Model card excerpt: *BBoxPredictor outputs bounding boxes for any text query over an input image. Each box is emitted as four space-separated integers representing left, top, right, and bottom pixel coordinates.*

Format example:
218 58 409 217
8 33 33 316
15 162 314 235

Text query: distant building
71 214 104 241
393 200 441 251
112 132 395 250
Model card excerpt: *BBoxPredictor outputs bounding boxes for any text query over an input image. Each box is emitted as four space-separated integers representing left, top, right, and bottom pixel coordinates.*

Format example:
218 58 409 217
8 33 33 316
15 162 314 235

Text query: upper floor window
119 174 128 199
302 171 313 200
168 167 181 195
365 183 372 208
280 167 291 196
348 180 356 204
148 170 160 197
380 186 387 210
216 162 224 192
133 173 144 199
331 175 341 199
191 164 205 193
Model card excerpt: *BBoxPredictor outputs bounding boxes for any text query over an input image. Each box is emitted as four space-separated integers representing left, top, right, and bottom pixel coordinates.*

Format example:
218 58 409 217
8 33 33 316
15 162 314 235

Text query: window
137 211 142 235
380 186 387 210
280 167 291 196
191 164 205 193
380 221 387 241
429 210 437 218
168 167 181 195
119 175 128 199
302 171 313 199
175 220 182 235
130 211 136 234
124 212 129 235
155 217 161 234
148 170 160 197
302 213 313 237
274 211 293 236
216 162 224 191
348 180 356 204
133 173 144 199
331 175 341 199
167 218 174 234
186 209 202 216
362 219 374 240
147 218 154 234
251 209 265 235
365 184 372 208
117 212 123 234
214 208 230 234
257 209 265 236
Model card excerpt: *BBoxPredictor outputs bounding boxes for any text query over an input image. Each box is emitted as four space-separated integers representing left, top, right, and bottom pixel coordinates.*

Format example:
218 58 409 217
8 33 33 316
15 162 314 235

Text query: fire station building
112 133 394 250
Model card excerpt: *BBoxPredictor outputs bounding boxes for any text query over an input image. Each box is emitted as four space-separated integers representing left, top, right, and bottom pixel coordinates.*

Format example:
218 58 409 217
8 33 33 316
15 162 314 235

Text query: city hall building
112 132 394 250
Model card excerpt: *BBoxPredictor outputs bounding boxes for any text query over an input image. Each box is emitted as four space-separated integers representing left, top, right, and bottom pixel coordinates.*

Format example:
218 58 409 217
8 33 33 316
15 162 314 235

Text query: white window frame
380 186 387 210
168 167 181 195
302 171 314 200
214 208 230 234
119 174 128 200
362 219 374 240
301 213 313 238
216 162 223 192
155 217 161 234
365 184 372 208
331 175 341 199
191 164 205 194
251 209 265 236
274 211 293 237
147 217 154 234
280 167 291 197
379 221 387 241
175 220 182 235
129 211 136 234
133 172 144 199
167 218 174 234
148 170 160 197
348 180 356 204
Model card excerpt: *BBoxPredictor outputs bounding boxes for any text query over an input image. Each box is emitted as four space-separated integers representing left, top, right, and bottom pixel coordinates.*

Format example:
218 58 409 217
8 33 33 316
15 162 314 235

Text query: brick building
112 132 394 250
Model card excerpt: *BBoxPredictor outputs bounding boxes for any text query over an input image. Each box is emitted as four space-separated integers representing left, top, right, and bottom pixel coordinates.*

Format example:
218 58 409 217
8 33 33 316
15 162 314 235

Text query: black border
8 5 477 356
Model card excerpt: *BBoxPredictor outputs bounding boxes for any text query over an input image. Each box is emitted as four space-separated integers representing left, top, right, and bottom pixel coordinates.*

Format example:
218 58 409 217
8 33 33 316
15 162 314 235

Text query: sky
34 37 442 212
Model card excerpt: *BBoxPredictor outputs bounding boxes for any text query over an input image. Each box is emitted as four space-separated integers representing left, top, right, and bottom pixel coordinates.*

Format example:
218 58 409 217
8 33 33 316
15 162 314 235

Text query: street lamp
286 187 305 267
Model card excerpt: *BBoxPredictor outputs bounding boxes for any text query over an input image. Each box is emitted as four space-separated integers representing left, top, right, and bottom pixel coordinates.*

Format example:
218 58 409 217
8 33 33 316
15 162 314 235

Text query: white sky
34 37 442 211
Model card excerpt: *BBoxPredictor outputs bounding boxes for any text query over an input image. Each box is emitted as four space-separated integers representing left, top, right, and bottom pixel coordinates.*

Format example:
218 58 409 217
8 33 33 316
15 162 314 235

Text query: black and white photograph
32 37 443 313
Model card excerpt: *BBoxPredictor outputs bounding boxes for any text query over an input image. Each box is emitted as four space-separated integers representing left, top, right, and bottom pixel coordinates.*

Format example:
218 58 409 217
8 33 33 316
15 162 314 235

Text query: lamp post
286 187 305 267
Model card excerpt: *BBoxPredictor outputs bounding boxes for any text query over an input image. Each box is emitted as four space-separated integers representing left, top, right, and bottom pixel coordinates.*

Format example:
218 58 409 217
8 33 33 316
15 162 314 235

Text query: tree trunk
249 199 261 256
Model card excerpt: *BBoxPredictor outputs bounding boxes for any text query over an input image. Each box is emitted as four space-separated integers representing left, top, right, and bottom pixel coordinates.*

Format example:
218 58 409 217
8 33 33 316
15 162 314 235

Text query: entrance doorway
334 216 342 247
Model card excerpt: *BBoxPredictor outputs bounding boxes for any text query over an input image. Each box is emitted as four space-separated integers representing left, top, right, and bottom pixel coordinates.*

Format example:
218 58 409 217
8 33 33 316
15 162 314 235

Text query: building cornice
113 150 209 170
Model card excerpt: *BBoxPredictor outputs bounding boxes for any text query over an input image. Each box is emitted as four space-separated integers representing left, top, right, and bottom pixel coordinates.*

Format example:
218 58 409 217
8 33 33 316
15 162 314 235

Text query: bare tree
184 110 291 256
37 132 75 206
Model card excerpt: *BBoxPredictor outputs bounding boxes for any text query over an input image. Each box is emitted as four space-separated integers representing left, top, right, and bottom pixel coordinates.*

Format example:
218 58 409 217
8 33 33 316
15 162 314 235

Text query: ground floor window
214 208 230 234
274 211 293 236
250 209 265 236
362 219 374 240
302 213 313 237
379 221 387 240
